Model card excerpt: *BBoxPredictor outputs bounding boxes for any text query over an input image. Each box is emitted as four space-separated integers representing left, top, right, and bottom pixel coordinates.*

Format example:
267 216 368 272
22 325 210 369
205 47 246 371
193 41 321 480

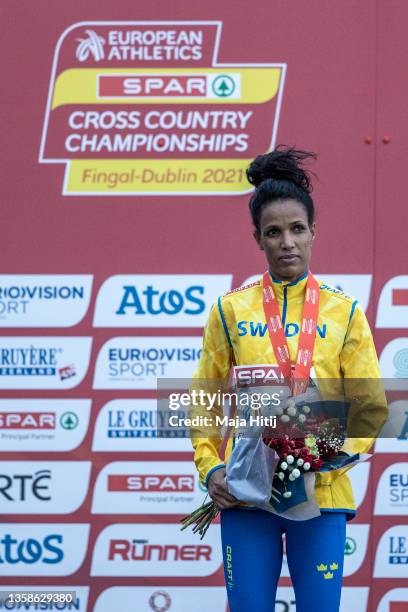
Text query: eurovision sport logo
39 21 286 196
0 275 93 327
374 463 408 516
93 336 201 389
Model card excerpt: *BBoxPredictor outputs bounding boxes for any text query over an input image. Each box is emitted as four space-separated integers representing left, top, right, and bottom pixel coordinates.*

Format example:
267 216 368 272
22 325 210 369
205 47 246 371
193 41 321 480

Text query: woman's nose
280 231 295 249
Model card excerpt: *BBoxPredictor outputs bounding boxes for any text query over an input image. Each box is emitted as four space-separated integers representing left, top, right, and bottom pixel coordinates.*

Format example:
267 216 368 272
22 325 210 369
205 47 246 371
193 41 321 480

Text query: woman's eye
266 229 279 236
293 225 306 232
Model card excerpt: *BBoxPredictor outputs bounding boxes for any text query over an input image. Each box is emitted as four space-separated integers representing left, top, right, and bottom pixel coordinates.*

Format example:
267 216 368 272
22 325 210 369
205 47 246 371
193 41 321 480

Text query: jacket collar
264 269 310 299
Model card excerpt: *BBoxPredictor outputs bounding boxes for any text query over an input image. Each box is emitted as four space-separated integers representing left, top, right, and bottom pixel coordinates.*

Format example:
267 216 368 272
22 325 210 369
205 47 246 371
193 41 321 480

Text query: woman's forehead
260 199 308 225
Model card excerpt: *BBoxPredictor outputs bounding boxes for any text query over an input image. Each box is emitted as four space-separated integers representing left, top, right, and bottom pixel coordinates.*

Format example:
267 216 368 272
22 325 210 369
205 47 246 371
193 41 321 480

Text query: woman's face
254 198 315 282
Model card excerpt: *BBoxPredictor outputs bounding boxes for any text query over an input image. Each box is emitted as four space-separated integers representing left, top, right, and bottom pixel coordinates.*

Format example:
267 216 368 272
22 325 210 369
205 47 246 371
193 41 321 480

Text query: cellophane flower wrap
226 378 370 520
181 374 372 537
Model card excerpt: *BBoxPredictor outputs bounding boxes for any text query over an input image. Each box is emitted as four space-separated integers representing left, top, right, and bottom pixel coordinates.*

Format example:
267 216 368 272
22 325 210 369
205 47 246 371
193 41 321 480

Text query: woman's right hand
208 467 240 510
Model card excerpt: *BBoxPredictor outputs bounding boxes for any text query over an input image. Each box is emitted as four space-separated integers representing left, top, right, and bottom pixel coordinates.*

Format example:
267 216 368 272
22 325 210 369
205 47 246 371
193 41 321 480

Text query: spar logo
107 474 194 492
91 523 222 576
93 274 231 327
0 524 89 575
234 364 288 387
0 400 91 452
0 412 55 429
0 275 93 328
92 462 201 514
40 21 285 196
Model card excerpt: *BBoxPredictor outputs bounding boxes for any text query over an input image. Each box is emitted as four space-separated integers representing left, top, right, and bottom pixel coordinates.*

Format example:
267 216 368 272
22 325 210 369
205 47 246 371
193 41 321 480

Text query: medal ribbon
262 271 320 396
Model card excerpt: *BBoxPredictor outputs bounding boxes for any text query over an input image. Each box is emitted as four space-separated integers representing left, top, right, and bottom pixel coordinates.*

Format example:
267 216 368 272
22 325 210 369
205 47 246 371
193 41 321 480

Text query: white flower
303 462 311 471
280 414 290 423
289 473 296 481
297 458 304 466
287 406 297 417
288 398 296 408
292 468 301 478
280 461 288 470
283 491 292 498
302 405 311 414
275 406 284 415
286 455 294 464
298 414 306 423
278 472 285 480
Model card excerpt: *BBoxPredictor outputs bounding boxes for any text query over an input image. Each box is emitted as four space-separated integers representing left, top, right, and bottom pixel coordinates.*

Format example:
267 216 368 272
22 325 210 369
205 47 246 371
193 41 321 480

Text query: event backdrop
1 1 408 611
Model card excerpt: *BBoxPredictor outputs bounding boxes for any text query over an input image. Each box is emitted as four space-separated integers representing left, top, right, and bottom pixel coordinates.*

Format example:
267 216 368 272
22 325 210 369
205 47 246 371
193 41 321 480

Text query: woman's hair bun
246 145 317 192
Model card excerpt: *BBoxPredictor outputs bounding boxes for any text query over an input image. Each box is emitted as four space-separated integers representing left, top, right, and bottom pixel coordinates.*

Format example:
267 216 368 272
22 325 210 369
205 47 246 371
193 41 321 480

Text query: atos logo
93 275 232 327
0 534 63 565
0 470 51 502
115 285 205 316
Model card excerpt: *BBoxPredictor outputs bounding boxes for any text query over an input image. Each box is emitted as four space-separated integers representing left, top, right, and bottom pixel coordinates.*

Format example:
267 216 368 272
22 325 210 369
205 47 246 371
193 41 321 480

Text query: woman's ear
310 222 316 241
253 229 263 250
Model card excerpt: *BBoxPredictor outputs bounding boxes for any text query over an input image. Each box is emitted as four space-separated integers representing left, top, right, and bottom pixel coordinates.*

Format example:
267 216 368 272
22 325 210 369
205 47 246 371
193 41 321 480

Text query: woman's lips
279 254 300 262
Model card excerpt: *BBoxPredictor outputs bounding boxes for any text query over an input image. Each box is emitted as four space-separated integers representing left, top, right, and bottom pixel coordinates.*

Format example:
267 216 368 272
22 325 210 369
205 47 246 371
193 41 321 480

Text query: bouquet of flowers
181 395 369 538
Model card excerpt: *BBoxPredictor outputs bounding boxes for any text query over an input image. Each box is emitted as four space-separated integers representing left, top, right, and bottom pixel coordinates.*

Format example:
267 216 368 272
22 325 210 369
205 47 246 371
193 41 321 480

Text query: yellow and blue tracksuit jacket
190 271 388 518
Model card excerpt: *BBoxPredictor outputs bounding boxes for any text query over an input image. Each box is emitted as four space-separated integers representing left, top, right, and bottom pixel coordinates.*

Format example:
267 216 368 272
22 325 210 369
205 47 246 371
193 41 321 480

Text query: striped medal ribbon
262 270 320 396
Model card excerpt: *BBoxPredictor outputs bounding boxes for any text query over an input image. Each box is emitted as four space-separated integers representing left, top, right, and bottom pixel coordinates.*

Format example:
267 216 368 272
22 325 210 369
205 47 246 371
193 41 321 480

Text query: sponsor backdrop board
1 1 408 610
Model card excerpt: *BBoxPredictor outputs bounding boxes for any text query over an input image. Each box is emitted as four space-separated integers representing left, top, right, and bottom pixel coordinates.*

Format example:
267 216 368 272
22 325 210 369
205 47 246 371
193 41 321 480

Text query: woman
190 146 386 612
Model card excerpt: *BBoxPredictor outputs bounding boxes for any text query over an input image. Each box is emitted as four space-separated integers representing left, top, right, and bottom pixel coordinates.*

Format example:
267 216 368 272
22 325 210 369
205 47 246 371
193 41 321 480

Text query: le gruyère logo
39 21 286 196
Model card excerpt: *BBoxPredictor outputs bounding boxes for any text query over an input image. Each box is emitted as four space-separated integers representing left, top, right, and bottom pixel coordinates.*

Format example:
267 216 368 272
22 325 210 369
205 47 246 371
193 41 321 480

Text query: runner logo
91 523 222 576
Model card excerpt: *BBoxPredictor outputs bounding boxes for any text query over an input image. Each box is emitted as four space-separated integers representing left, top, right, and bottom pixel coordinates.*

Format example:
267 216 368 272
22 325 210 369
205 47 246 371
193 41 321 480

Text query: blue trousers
221 508 346 612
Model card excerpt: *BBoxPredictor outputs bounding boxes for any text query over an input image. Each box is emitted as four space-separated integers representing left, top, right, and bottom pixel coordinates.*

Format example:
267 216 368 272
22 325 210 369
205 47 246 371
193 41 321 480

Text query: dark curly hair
247 145 317 231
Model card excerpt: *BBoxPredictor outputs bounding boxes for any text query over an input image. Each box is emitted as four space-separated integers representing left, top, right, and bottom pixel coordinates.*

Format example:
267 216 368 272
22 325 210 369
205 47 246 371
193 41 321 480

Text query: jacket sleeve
323 302 388 482
189 299 233 487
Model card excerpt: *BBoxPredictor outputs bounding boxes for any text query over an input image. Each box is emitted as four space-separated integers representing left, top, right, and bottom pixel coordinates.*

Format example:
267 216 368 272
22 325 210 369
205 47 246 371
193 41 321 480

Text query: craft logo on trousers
40 21 285 196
